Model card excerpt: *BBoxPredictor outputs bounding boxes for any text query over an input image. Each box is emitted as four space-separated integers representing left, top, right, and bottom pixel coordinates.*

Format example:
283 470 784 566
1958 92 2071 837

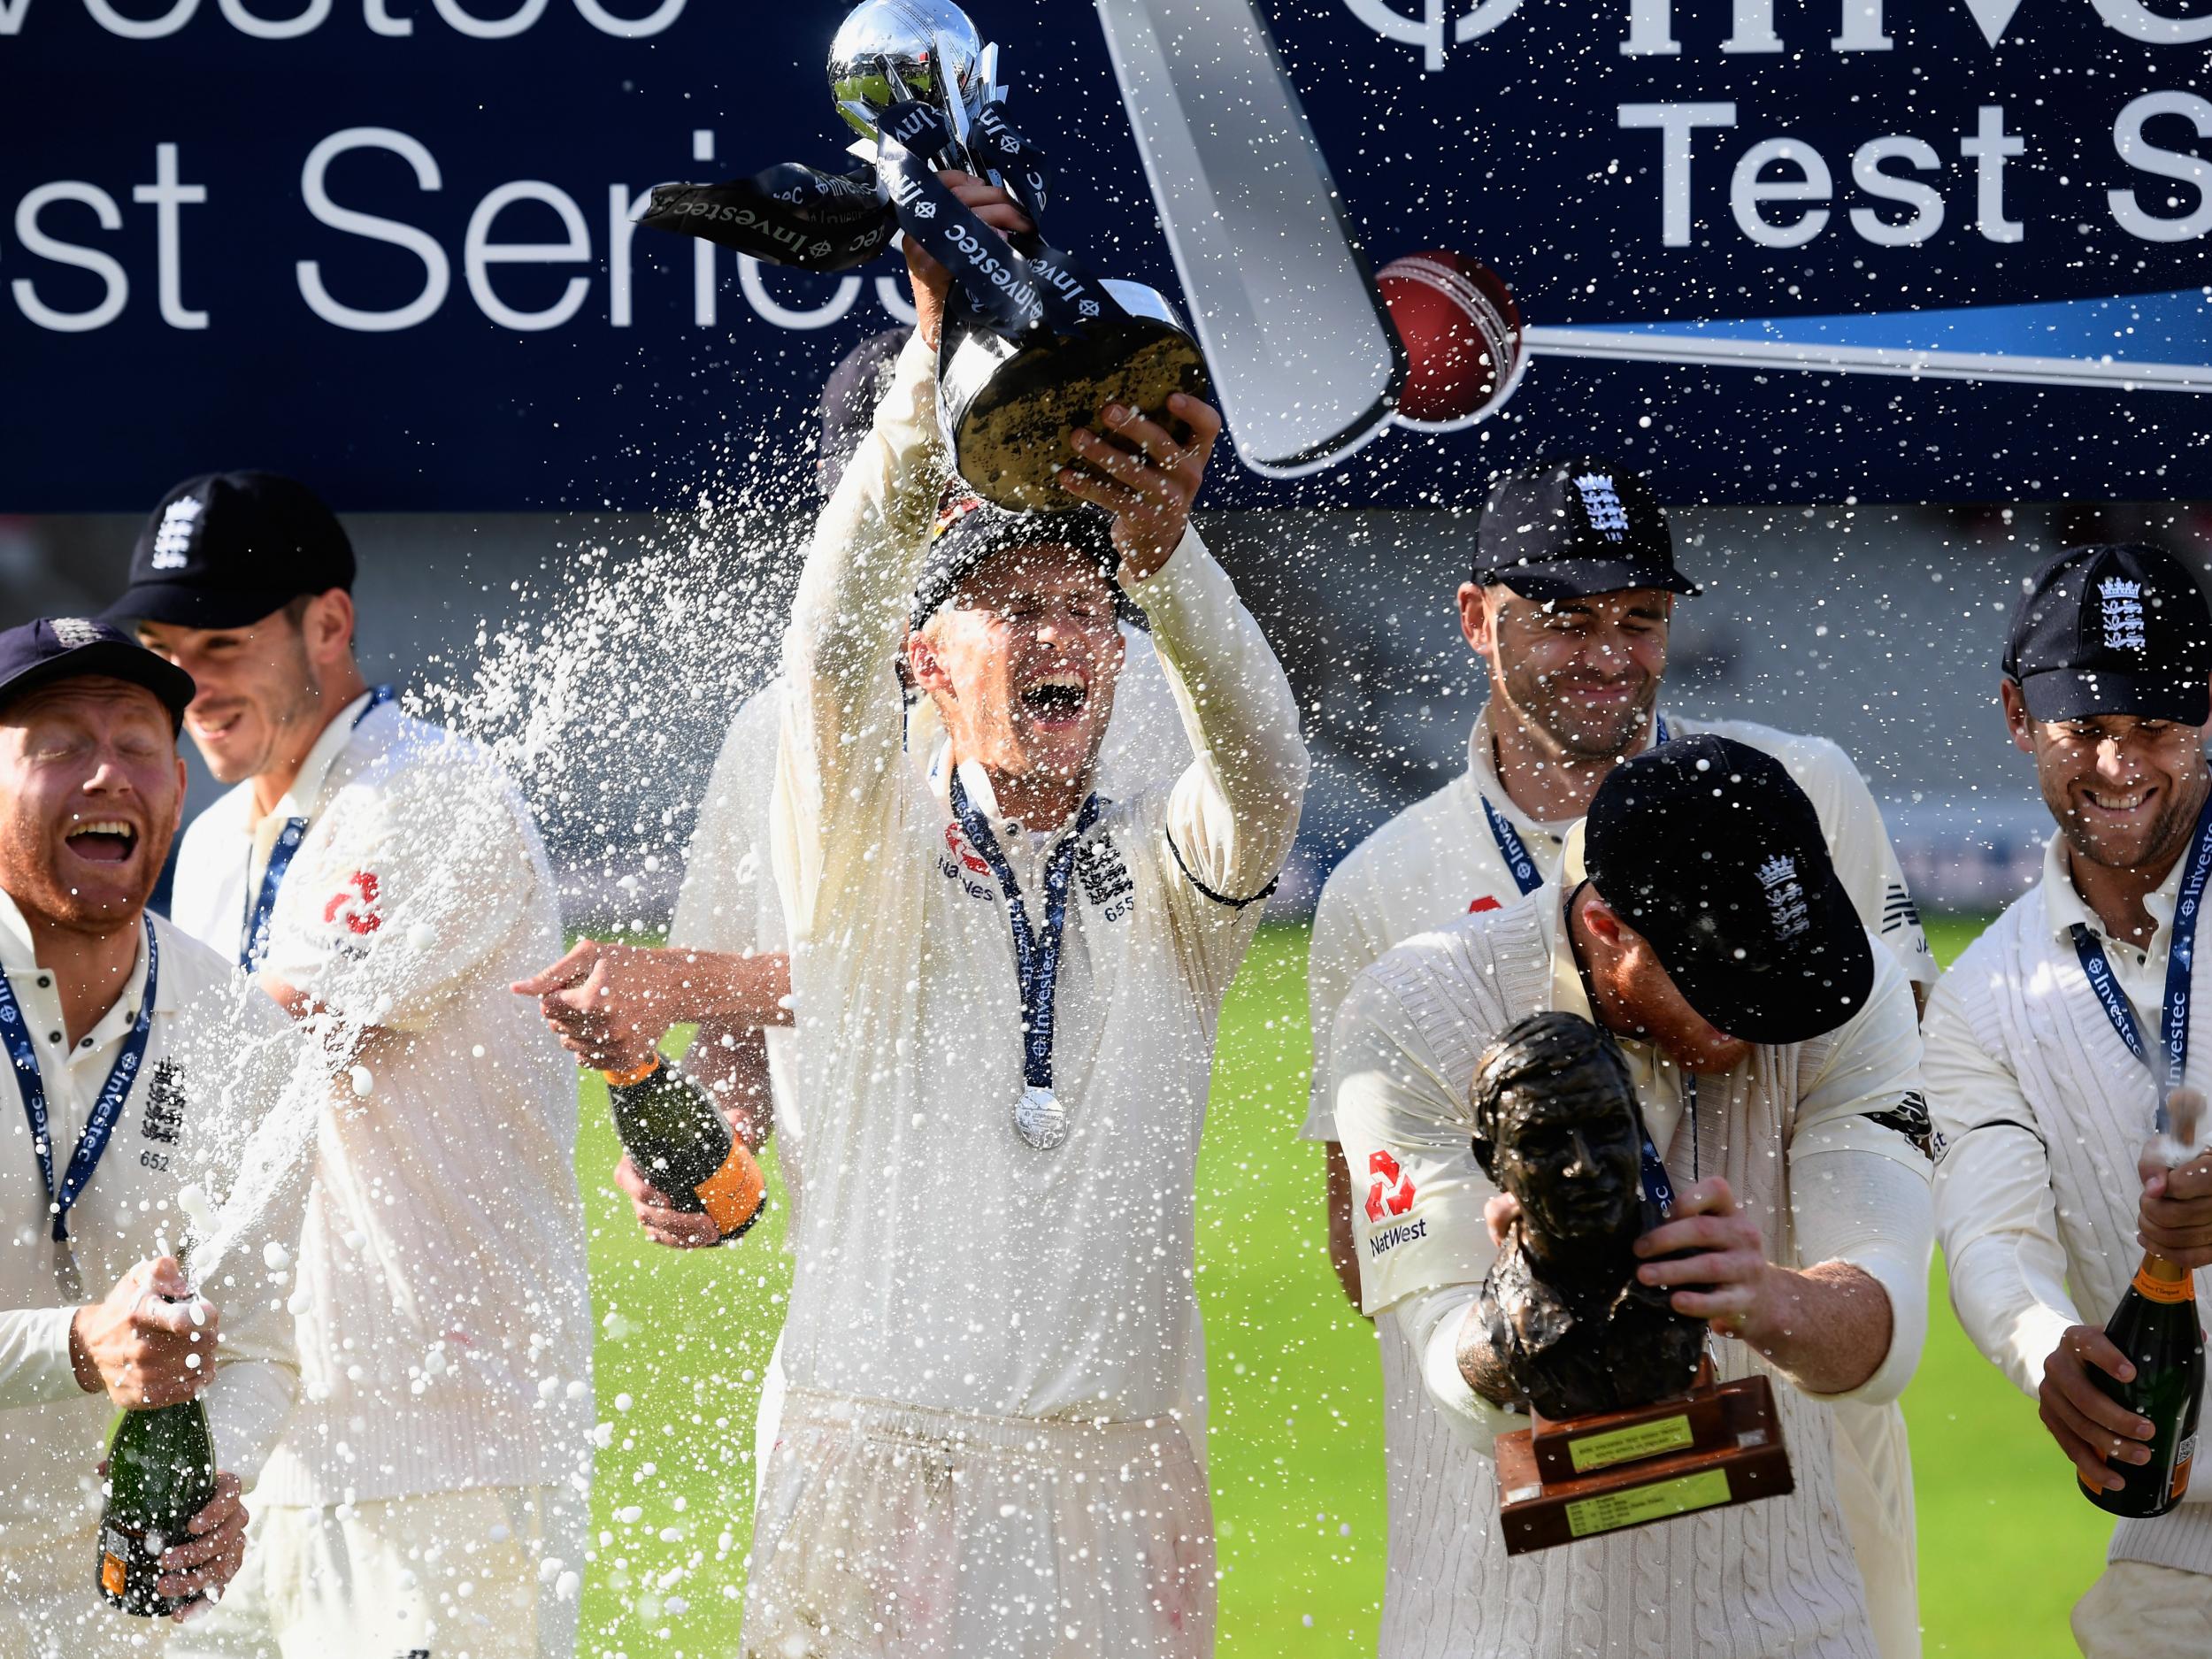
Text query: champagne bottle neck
2135 1250 2197 1302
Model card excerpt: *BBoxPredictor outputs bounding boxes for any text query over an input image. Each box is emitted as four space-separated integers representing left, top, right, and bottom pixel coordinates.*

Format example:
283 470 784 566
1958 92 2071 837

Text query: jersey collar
251 685 386 837
2042 825 2185 961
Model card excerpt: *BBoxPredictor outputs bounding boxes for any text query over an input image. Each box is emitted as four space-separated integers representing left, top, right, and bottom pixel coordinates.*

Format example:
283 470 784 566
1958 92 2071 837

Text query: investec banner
2 0 2206 509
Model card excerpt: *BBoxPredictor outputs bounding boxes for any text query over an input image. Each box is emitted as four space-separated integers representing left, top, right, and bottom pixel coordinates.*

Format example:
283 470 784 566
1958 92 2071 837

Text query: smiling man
718 172 1306 1656
1303 457 1937 1659
0 619 303 1657
1925 543 2212 1657
110 474 594 1659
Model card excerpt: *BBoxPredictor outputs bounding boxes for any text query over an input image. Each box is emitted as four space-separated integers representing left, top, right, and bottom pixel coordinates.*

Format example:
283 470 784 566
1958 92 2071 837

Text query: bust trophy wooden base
1493 1363 1793 1555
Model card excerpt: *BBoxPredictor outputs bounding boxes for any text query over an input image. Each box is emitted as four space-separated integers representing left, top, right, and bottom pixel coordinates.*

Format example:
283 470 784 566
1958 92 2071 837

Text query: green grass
575 914 2103 1656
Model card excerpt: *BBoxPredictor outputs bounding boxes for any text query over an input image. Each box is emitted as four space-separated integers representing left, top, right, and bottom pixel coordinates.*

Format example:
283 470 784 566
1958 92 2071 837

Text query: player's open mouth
188 705 245 743
1020 670 1089 726
65 820 138 865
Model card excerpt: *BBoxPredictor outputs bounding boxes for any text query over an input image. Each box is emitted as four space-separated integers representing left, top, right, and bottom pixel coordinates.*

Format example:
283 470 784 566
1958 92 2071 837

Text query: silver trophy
641 0 1209 512
830 0 1210 511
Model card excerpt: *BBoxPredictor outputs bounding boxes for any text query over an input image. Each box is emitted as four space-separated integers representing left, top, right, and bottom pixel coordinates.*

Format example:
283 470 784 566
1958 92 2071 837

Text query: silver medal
1014 1086 1068 1152
52 1238 83 1304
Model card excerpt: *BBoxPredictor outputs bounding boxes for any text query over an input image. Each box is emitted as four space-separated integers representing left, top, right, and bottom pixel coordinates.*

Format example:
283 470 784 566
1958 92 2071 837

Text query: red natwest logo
323 871 382 935
944 823 989 876
1365 1149 1416 1224
1468 895 1502 913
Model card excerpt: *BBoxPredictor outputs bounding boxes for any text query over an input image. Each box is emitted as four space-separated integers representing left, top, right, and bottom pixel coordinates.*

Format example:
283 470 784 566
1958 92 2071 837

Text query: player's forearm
1322 1143 1364 1312
1736 1260 1894 1397
681 1018 775 1154
1139 527 1310 896
649 948 790 1028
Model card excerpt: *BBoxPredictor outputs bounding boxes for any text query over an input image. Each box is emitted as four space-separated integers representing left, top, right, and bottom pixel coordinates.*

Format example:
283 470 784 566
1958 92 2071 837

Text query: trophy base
1493 1373 1793 1555
941 310 1211 514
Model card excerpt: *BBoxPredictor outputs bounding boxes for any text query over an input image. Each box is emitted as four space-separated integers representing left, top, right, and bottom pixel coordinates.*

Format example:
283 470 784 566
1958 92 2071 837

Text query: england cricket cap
0 618 196 731
1578 733 1873 1046
910 482 1124 633
1476 458 1700 603
2003 543 2212 726
106 472 355 631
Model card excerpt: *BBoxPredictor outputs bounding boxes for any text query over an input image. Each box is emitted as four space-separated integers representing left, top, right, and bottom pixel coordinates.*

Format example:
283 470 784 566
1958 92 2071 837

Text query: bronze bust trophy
1465 1011 1705 1419
1470 1012 1796 1555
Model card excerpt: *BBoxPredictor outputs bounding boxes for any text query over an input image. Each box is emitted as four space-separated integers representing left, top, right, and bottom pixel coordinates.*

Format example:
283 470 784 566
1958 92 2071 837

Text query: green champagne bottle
2083 1250 2204 1518
97 1393 216 1616
606 1057 765 1239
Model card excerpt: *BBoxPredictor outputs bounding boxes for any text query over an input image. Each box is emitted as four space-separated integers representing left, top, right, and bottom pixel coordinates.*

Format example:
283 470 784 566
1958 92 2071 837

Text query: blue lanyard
240 686 393 971
949 772 1102 1093
2069 790 2212 1130
1482 714 1671 898
0 917 158 1243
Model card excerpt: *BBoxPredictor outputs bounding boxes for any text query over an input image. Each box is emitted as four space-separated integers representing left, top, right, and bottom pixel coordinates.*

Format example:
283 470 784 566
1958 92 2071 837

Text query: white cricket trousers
2072 1559 2212 1657
741 1387 1216 1659
0 1529 173 1659
165 1486 586 1659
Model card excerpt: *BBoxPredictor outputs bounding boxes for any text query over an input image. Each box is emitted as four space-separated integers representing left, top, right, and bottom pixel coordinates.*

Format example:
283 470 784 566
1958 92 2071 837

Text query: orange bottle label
695 1144 765 1237
101 1554 127 1596
2132 1263 2197 1304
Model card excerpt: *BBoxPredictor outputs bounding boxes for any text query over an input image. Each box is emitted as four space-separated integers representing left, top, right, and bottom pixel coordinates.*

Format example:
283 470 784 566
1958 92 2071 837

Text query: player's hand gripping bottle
96 1306 217 1616
2084 1089 2208 1518
604 1056 766 1240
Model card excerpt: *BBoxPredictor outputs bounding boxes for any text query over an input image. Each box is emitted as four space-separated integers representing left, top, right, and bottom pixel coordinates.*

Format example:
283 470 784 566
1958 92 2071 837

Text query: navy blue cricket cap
2003 543 2212 726
0 618 196 731
1476 457 1700 603
1580 733 1873 1046
910 481 1125 634
106 472 355 632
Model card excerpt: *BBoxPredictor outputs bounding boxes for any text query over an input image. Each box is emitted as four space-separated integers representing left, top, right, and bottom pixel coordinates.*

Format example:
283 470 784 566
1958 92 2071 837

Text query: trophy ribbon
637 162 898 274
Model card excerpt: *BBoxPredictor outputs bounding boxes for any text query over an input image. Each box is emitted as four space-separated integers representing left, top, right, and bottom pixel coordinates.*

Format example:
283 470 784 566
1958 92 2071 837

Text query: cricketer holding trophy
730 5 1306 1649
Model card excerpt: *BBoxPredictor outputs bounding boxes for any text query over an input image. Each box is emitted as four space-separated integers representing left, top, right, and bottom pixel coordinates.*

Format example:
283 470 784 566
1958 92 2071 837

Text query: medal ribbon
2069 788 2212 1130
239 686 394 972
1482 714 1671 898
0 916 158 1244
950 772 1102 1095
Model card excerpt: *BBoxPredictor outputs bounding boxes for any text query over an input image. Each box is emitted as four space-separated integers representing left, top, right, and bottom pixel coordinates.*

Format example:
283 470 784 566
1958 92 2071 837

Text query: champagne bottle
606 1057 765 1239
2083 1089 2208 1518
97 1393 216 1616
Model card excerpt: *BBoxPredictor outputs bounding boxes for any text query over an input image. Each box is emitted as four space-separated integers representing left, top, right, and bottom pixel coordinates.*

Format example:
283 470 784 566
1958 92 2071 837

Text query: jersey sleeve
1303 866 1386 1143
1786 949 1935 1405
1328 966 1499 1317
0 1310 86 1409
257 744 542 1035
672 682 787 957
1921 971 2079 1400
773 331 948 945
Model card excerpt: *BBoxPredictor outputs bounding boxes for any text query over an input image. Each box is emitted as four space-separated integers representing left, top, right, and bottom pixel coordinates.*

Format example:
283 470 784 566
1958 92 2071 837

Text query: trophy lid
830 0 986 140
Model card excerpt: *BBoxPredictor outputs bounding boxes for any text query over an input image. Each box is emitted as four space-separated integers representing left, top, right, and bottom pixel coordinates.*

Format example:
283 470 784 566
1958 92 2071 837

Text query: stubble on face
2041 726 2209 880
1489 590 1668 763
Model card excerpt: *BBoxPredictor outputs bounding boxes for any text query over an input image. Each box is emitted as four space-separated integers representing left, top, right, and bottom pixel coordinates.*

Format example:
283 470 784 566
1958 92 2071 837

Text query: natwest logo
1342 0 1522 73
323 871 382 936
1364 1148 1417 1224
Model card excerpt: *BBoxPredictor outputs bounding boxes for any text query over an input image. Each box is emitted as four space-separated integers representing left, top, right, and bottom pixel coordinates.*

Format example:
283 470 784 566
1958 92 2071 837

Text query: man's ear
1999 677 2034 757
1579 891 1625 948
304 588 357 666
172 757 188 834
1458 581 1497 662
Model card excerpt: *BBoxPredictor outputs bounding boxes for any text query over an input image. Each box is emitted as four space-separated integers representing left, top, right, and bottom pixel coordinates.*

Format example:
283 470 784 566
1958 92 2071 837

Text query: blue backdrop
4 0 2208 509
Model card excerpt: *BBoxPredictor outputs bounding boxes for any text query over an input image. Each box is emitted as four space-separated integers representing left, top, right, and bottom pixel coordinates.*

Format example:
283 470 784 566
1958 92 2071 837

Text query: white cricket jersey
1331 893 1933 1659
1926 830 2212 1577
1306 703 1935 1659
169 693 593 1506
0 894 304 1552
769 330 1307 1425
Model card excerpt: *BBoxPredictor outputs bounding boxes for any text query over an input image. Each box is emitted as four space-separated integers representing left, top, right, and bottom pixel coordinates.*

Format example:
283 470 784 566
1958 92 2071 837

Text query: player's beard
1499 656 1659 762
2055 763 2208 879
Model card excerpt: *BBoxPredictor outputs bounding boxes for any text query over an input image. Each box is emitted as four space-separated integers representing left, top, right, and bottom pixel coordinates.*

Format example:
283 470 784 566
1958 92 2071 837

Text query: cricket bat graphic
1096 0 1406 479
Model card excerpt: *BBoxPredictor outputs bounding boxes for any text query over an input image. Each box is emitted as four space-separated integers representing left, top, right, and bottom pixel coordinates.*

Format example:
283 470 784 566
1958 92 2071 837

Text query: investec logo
1343 0 1522 73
